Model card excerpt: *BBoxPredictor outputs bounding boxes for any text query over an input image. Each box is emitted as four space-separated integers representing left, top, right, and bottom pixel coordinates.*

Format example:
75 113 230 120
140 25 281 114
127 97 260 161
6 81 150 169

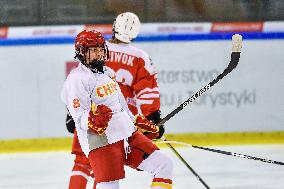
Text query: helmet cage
74 30 109 72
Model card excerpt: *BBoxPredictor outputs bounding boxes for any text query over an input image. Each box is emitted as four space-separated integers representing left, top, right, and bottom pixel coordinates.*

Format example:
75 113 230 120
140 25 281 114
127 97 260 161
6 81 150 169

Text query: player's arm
133 55 160 116
63 75 113 135
116 80 163 139
132 55 164 139
61 76 92 131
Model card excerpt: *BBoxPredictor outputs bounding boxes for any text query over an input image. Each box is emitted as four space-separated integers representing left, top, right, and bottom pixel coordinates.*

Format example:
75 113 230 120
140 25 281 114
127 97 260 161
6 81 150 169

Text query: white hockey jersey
61 63 136 156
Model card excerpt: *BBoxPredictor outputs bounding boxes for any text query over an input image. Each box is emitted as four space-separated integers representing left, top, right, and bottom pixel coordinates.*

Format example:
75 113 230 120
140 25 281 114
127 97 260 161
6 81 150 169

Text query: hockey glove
134 115 160 140
66 111 75 134
145 111 165 140
88 104 112 135
144 125 165 140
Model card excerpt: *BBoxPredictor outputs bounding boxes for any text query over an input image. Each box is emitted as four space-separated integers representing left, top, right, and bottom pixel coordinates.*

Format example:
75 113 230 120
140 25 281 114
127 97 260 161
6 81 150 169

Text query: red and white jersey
61 64 136 156
106 41 160 117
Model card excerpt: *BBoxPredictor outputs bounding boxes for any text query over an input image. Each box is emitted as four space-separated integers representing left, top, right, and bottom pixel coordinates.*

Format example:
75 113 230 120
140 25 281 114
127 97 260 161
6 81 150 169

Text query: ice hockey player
106 12 164 138
65 12 166 189
61 29 173 189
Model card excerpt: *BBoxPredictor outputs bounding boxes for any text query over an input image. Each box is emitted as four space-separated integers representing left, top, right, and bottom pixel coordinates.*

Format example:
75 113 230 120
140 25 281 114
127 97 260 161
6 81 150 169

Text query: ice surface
0 145 283 189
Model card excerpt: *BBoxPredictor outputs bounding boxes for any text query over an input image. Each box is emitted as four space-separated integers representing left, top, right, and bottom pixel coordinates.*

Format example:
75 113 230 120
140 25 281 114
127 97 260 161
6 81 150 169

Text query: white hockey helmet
113 12 141 43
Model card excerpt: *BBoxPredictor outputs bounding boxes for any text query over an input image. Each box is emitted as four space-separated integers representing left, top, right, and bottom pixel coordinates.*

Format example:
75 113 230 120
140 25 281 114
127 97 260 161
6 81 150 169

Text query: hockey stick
164 138 210 189
157 140 284 166
156 34 242 127
192 145 284 166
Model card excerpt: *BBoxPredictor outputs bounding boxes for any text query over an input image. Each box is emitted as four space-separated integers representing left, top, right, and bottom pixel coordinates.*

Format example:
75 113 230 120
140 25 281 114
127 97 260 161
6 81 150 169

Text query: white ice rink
1 145 284 189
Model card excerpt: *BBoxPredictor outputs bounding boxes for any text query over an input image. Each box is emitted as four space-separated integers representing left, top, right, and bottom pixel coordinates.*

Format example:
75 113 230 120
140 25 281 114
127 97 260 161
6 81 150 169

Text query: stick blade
232 34 242 52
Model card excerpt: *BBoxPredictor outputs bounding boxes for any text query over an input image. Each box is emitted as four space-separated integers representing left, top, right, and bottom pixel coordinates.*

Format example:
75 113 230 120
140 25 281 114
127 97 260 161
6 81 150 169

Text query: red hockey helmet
75 30 106 53
74 30 109 72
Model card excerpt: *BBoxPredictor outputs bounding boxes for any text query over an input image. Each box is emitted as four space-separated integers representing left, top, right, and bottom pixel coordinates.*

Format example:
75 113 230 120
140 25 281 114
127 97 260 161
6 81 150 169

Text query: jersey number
73 99 80 109
115 69 133 86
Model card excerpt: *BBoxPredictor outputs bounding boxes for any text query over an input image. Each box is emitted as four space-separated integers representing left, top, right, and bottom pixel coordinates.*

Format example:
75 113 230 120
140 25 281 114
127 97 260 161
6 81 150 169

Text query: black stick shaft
166 141 210 189
192 145 284 166
157 52 240 127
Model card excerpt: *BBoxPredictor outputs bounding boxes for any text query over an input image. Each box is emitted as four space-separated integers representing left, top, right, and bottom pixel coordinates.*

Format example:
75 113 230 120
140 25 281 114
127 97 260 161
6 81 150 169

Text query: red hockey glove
134 115 160 140
144 111 165 140
88 104 112 135
144 125 165 140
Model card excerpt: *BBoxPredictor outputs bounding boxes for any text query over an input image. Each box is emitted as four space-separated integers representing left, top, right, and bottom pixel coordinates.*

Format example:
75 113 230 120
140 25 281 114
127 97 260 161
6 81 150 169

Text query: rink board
1 131 284 153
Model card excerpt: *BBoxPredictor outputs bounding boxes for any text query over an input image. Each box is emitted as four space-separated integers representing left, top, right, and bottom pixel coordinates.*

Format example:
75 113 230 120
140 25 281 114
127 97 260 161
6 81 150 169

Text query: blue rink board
0 32 284 46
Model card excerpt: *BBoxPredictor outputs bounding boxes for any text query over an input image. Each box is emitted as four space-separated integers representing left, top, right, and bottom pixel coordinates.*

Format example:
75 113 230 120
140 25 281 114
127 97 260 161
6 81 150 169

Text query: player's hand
88 104 112 135
134 115 160 140
66 111 75 134
144 124 165 140
144 111 165 140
